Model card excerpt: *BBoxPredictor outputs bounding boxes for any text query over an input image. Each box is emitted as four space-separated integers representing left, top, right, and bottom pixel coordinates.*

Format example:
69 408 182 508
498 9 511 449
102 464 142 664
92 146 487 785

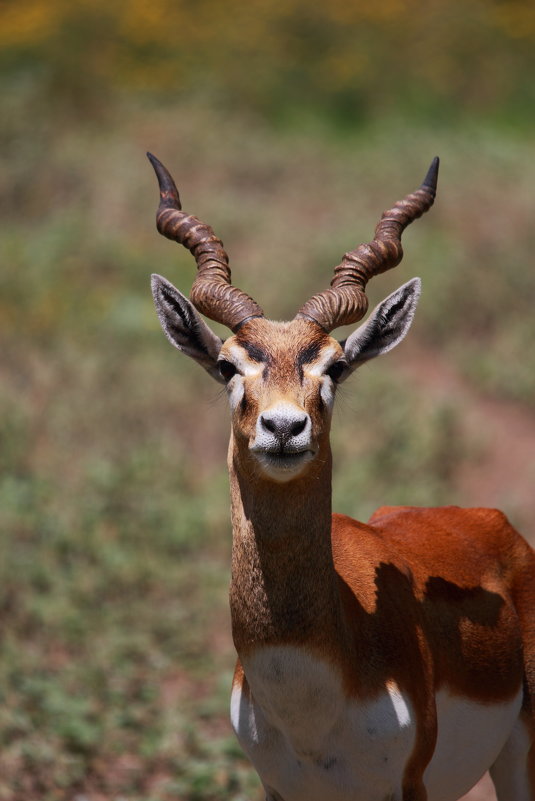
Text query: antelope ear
151 274 224 383
340 278 421 376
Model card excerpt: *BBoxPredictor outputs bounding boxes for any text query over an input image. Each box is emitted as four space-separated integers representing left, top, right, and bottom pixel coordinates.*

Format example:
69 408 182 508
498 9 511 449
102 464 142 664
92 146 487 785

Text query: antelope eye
326 361 346 383
218 360 237 382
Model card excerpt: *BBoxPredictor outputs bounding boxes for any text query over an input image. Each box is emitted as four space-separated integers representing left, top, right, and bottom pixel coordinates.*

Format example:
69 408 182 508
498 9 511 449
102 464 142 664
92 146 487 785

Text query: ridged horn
147 152 264 331
295 157 439 331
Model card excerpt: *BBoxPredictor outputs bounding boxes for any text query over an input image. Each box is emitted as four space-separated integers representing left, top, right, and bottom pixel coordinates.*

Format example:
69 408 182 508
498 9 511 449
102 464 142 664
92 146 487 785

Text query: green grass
1 90 533 798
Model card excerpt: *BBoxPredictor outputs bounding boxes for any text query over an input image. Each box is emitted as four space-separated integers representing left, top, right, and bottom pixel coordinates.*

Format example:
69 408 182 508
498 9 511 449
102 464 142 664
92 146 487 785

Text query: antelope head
149 153 438 482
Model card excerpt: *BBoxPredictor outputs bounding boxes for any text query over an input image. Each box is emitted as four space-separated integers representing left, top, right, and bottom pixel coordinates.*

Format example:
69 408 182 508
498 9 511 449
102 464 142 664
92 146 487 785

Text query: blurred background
1 1 534 799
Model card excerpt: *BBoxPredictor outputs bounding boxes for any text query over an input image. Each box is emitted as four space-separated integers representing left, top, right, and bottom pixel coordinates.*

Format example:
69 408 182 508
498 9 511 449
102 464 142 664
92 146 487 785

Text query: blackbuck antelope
148 152 535 801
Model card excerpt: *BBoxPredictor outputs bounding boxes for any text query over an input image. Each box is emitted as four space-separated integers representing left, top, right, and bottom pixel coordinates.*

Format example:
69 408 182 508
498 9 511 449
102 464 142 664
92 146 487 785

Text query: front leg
403 784 428 801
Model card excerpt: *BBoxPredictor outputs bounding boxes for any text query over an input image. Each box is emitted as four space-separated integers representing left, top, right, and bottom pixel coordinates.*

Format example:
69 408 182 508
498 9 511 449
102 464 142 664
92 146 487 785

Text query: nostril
261 415 277 434
260 411 309 440
290 418 307 437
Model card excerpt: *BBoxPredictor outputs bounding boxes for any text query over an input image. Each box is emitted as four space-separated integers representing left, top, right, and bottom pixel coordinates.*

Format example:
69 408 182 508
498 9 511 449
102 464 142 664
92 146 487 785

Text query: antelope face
148 154 437 483
152 275 422 483
217 318 345 481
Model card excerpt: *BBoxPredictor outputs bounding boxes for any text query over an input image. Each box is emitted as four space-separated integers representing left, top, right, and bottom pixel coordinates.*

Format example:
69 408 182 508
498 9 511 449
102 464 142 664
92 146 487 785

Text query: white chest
231 646 416 801
230 645 522 801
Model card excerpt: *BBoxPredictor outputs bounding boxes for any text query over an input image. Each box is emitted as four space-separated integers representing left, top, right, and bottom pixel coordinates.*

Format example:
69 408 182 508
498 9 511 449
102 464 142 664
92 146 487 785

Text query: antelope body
148 153 535 800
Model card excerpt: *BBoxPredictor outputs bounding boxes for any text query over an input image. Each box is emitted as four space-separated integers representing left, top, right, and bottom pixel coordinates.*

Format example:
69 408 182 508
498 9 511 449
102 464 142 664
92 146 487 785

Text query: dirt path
397 343 535 537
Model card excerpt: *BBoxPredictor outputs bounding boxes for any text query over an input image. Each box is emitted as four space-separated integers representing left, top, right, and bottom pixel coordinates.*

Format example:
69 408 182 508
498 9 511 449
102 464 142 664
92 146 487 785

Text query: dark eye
326 361 346 383
218 360 237 382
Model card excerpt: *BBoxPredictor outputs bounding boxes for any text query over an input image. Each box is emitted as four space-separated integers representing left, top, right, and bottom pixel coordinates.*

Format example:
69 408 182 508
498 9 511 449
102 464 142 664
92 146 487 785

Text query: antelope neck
228 434 344 655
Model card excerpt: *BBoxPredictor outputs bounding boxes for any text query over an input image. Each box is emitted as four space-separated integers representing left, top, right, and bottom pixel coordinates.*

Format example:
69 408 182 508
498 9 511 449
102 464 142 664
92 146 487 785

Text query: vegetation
1 2 534 799
1 0 535 125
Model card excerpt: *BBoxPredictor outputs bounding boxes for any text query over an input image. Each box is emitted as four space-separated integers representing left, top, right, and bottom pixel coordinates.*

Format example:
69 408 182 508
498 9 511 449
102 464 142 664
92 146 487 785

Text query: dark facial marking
297 341 322 380
240 341 270 364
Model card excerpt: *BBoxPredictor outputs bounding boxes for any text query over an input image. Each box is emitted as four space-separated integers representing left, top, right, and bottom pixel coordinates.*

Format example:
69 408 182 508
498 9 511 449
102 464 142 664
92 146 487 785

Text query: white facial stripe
221 345 264 412
302 345 342 413
319 376 336 410
303 345 340 378
225 344 264 377
228 377 245 411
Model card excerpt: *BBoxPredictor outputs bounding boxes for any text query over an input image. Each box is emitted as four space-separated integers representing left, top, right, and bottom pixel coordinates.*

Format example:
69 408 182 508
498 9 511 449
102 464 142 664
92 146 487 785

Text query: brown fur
223 318 535 800
150 158 534 798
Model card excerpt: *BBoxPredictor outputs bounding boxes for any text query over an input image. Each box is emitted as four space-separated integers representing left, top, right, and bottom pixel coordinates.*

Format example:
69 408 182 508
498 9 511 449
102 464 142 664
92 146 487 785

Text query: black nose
260 412 308 441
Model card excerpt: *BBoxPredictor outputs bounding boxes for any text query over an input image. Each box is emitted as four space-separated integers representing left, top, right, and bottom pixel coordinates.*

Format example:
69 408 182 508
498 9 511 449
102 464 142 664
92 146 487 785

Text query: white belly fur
230 645 522 801
424 688 522 801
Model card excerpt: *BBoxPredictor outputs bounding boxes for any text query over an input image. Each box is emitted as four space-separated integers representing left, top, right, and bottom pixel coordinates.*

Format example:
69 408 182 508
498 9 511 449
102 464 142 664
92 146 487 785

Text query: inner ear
151 274 225 382
340 278 421 376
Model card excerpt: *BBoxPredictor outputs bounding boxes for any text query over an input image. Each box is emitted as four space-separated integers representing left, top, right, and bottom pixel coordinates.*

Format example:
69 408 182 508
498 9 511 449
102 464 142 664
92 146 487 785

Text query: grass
1 88 534 798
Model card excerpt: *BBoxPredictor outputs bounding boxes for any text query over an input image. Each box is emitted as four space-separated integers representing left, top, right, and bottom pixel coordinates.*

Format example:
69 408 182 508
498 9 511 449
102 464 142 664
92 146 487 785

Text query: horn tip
421 156 440 194
147 152 182 210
